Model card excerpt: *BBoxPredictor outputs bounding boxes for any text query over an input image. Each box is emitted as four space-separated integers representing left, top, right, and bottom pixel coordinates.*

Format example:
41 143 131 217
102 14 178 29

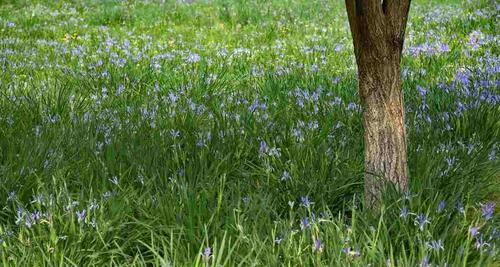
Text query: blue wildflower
242 196 251 204
24 216 35 228
437 200 446 213
186 52 201 63
415 214 431 231
403 190 414 200
202 246 212 261
427 239 444 251
469 226 479 237
342 247 360 257
300 217 310 230
417 85 428 96
455 202 465 214
31 211 41 221
313 238 323 253
259 140 267 156
109 176 119 185
281 171 291 181
439 43 450 52
480 202 495 221
420 254 431 267
170 129 181 138
474 235 490 250
115 84 125 96
76 210 86 223
399 207 412 219
300 196 313 208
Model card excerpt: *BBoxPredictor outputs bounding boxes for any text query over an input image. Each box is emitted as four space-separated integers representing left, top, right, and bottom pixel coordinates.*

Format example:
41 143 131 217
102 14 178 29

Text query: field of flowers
0 0 498 266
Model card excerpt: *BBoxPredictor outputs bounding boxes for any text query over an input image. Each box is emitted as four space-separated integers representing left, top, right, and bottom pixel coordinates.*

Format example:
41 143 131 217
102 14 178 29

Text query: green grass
0 0 498 266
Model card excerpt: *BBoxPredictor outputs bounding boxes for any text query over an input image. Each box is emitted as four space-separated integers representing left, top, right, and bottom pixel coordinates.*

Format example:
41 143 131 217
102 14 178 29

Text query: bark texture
345 0 411 207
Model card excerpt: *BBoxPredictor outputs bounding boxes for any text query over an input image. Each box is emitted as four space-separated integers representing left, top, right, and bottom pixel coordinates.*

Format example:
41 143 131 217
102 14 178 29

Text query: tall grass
0 0 498 266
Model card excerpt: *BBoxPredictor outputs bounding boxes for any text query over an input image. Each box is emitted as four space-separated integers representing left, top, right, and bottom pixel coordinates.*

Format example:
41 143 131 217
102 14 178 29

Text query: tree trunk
359 58 408 206
344 0 412 207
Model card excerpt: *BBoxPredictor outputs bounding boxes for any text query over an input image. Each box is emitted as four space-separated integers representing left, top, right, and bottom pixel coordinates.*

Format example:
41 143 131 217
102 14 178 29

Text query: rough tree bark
345 0 411 207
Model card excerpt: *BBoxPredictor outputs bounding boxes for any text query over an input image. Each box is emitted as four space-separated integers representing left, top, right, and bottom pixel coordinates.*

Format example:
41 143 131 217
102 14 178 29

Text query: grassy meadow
0 0 498 266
